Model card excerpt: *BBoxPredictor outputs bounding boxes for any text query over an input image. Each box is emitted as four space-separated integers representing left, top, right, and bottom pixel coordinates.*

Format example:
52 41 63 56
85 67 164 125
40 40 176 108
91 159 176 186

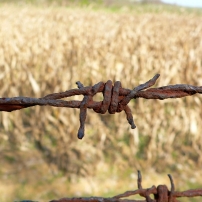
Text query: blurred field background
0 0 202 201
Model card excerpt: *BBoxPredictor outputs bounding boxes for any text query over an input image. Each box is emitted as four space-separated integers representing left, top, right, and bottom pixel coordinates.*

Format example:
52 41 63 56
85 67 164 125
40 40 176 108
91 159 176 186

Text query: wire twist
76 80 137 139
76 74 160 139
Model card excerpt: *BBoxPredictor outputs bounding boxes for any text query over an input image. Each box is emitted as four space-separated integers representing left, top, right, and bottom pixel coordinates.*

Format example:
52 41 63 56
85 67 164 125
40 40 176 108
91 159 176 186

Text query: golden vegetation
0 4 202 202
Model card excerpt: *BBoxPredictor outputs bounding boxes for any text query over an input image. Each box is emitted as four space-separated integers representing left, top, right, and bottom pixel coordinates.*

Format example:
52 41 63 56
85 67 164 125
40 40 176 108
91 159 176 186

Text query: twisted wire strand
1 73 202 139
53 171 202 202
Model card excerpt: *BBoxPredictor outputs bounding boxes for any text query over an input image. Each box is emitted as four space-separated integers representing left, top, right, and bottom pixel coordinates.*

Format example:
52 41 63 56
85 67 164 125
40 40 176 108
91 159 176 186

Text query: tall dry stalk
0 5 202 178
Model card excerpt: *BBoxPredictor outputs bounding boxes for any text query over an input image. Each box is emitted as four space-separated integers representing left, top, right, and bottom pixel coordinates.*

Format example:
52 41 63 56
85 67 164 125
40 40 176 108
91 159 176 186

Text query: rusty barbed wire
113 170 202 202
0 74 202 139
50 170 202 202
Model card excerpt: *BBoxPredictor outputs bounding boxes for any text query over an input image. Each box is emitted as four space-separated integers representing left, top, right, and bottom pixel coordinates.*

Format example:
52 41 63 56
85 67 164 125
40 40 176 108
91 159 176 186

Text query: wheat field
0 4 202 201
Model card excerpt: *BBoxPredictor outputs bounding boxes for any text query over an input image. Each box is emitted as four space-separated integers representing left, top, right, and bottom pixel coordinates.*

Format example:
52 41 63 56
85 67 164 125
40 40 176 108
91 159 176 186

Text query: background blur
0 0 202 202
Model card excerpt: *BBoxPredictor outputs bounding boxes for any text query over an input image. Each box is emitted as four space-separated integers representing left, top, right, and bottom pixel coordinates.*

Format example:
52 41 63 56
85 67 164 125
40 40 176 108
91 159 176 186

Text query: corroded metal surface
50 171 202 202
0 74 202 139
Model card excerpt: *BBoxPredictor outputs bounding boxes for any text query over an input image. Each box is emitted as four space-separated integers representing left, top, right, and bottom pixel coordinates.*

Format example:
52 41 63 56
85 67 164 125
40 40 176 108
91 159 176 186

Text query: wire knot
76 79 141 139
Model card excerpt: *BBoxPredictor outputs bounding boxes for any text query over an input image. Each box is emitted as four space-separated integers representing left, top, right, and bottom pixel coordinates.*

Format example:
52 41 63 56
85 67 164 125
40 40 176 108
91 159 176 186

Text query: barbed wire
0 74 202 139
50 170 202 202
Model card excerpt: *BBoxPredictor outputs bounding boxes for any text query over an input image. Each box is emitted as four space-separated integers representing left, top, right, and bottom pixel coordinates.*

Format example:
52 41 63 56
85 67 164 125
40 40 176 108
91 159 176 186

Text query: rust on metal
0 74 202 139
50 171 202 202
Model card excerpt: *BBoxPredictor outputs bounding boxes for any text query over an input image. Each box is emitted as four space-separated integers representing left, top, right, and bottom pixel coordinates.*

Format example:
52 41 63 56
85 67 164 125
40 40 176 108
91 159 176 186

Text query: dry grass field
0 2 202 202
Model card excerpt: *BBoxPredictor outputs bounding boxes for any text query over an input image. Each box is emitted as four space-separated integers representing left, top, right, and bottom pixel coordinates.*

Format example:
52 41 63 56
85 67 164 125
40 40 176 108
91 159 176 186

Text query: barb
168 174 175 202
50 171 202 202
137 170 142 189
0 74 202 139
